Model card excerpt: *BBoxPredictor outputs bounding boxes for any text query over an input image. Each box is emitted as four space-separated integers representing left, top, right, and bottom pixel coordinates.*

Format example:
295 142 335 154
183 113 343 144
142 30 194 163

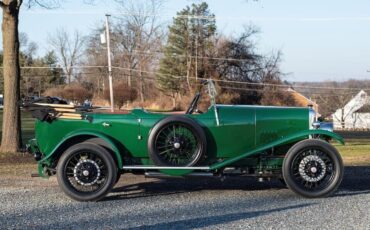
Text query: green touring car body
26 82 345 201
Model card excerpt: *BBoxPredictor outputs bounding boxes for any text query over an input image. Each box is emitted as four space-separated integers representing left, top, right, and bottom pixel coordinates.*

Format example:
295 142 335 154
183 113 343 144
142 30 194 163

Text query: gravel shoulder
1 162 370 229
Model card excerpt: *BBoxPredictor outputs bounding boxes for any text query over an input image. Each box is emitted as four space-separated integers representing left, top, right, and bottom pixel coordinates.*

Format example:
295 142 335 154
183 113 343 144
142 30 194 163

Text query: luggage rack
23 102 92 121
33 103 84 120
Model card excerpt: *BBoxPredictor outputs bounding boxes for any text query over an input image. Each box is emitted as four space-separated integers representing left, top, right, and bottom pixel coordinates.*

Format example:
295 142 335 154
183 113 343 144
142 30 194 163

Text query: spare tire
148 116 207 166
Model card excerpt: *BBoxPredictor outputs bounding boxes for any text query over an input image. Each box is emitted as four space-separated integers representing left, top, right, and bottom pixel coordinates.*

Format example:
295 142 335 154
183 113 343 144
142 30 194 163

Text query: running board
122 165 210 170
145 171 214 178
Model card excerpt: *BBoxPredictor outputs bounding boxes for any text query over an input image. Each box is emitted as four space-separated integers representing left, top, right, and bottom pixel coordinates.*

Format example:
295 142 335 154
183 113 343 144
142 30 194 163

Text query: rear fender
39 131 123 169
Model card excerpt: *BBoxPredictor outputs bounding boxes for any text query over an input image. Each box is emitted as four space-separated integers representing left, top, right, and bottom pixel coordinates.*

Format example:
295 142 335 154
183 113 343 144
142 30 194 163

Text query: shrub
43 87 65 98
103 81 137 109
63 85 93 104
217 92 240 104
43 84 93 104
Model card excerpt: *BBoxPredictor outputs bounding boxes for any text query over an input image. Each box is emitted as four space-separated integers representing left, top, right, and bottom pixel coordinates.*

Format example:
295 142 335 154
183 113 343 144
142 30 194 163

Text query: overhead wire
21 10 370 22
12 8 370 99
1 65 369 92
109 66 370 91
115 49 259 63
218 85 363 96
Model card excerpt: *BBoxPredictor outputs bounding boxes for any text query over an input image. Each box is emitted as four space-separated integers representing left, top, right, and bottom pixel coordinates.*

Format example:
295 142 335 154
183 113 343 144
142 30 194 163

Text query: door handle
102 122 111 127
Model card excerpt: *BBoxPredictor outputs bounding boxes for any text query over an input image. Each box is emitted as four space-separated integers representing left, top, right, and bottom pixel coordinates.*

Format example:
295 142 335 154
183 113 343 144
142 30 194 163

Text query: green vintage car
26 81 344 201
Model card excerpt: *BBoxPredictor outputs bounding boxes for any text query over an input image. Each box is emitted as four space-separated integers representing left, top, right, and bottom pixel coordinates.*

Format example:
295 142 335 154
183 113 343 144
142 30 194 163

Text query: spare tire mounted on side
148 116 207 167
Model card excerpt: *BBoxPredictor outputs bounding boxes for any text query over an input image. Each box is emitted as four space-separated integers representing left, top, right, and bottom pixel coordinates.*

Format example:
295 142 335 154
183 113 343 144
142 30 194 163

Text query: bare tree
258 51 295 106
83 27 108 97
0 0 96 152
214 25 262 83
305 80 365 119
48 28 85 84
113 0 164 102
317 91 352 121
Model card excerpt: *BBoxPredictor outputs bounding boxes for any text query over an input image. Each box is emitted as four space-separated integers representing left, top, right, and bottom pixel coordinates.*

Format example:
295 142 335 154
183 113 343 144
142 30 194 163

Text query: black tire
148 116 207 166
282 139 343 198
57 143 117 202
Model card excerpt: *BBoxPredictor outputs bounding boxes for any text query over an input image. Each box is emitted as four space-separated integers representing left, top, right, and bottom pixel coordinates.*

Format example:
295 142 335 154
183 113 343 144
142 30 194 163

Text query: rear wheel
282 139 343 198
57 143 117 201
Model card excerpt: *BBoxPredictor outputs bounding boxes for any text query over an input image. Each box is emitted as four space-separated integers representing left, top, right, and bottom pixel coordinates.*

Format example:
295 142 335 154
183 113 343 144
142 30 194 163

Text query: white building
332 90 370 130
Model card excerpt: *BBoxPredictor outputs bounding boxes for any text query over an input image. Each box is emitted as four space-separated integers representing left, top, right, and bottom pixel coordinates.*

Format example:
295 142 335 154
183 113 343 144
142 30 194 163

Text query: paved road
1 166 370 229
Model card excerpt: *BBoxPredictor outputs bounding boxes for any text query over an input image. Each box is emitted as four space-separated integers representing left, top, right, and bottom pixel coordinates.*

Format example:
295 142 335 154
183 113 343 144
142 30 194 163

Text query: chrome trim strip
214 105 220 126
145 172 213 177
215 104 306 109
122 166 210 170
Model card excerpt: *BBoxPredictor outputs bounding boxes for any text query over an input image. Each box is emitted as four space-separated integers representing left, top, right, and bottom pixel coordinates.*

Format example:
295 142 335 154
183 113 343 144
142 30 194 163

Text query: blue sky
16 0 370 82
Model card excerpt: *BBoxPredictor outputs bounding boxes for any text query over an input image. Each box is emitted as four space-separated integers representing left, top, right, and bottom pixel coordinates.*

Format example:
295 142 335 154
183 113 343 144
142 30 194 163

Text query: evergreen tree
43 51 65 86
157 2 216 106
20 51 64 97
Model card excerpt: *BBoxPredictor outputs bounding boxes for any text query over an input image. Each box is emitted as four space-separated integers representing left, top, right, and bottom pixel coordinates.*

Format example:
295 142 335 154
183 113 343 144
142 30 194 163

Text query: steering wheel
185 92 201 114
185 80 210 114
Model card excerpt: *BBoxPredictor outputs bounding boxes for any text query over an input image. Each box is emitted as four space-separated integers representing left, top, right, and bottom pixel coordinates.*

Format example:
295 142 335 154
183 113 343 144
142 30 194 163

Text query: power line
113 13 215 20
219 86 362 96
20 72 99 77
118 49 259 63
21 10 370 22
0 65 107 69
110 66 369 91
24 11 216 20
1 65 369 91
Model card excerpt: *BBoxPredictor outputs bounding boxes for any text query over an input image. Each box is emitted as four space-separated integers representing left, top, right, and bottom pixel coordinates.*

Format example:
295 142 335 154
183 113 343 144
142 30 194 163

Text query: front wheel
282 139 343 198
57 143 117 201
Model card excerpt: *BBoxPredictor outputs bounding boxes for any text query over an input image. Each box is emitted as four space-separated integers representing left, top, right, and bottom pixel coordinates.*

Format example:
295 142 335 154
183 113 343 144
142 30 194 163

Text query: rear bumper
25 139 51 178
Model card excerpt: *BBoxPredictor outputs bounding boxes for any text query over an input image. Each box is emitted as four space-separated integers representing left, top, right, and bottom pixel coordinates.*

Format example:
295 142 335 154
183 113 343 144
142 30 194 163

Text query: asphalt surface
1 166 370 229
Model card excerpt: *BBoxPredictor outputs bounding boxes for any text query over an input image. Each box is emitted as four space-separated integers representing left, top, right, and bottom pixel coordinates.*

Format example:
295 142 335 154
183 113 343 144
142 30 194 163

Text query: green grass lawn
0 111 369 165
0 110 35 146
0 110 35 162
334 140 370 166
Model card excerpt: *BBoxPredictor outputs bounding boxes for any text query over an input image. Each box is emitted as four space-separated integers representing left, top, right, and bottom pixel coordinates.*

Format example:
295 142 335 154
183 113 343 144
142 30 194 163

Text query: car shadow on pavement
106 181 198 200
106 176 285 201
127 203 315 230
106 166 370 201
334 166 370 197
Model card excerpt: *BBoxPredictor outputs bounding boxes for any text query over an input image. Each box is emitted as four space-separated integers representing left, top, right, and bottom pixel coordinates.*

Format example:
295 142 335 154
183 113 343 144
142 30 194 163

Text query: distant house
287 88 319 113
332 90 370 130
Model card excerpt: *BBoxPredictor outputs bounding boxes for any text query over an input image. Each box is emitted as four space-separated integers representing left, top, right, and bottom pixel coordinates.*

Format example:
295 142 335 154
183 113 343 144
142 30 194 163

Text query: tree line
0 0 292 152
2 1 294 109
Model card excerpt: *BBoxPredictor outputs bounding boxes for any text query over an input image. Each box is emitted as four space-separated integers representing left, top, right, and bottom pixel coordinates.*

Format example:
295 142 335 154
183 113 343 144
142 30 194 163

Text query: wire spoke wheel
64 151 108 193
148 116 206 167
282 139 343 198
290 148 335 192
57 143 117 202
155 123 200 166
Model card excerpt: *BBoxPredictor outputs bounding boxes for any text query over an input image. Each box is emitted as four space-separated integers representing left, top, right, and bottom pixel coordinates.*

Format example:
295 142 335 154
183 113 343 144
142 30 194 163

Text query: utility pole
105 14 114 112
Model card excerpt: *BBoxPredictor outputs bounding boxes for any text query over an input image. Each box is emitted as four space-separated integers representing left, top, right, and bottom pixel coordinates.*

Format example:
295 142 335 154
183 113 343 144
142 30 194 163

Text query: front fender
210 129 344 170
286 129 344 145
39 130 123 169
